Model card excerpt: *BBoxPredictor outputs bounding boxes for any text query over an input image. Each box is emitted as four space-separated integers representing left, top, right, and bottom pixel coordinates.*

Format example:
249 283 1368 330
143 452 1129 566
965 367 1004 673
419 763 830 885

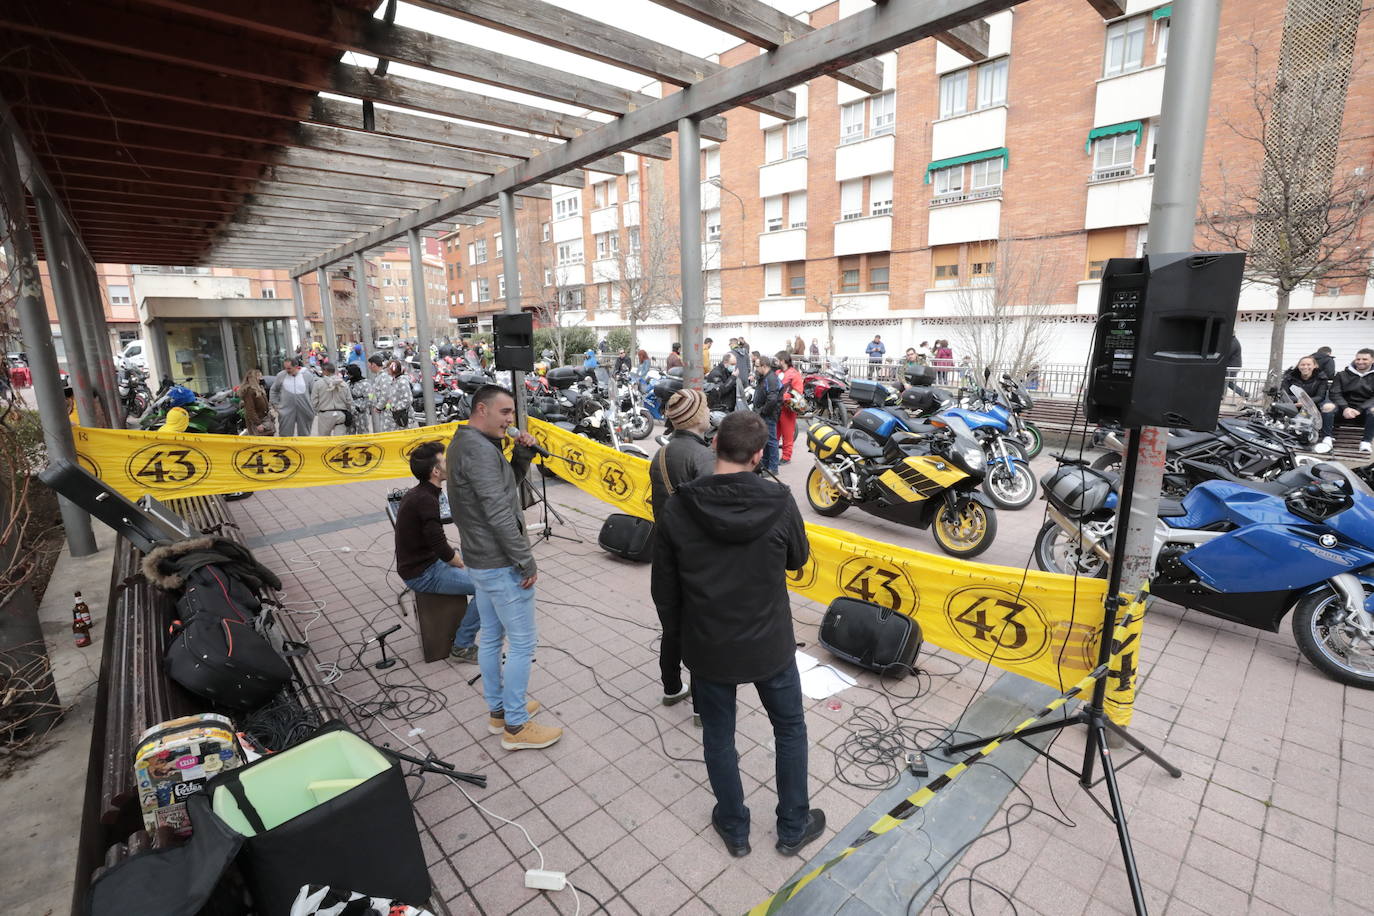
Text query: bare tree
809 283 860 359
948 238 1062 378
599 162 680 356
1200 3 1372 382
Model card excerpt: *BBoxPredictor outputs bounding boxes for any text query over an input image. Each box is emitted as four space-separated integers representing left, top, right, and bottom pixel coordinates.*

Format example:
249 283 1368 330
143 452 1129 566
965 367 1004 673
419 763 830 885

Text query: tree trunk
824 309 834 359
629 311 639 362
1267 285 1292 386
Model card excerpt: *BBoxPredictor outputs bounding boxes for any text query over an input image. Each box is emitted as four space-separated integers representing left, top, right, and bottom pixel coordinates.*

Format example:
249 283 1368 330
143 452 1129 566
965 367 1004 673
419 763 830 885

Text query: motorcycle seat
844 428 885 458
1167 429 1214 451
1157 499 1188 517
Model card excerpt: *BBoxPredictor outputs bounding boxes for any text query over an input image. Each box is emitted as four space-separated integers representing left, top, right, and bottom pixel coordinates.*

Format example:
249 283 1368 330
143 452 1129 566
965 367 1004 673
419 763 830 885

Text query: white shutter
764 264 783 296
869 174 893 215
765 129 784 163
764 195 783 231
789 191 807 228
840 179 863 219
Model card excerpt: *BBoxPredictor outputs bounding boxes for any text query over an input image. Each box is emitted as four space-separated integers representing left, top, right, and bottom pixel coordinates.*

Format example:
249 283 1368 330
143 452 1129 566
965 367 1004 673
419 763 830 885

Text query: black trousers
657 614 684 694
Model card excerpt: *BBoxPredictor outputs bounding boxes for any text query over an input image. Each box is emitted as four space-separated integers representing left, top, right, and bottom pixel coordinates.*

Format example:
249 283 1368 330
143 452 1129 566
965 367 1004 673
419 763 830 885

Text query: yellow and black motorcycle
804 414 998 557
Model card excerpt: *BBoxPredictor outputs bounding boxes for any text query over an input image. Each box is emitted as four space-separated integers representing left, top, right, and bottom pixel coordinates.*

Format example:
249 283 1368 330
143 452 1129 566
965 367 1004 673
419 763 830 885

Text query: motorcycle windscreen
875 457 967 504
1183 526 1374 593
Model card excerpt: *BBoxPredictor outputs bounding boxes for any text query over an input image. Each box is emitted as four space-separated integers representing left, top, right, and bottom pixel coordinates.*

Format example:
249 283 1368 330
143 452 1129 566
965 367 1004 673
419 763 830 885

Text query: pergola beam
295 0 1021 275
647 0 884 93
1085 0 1127 18
935 20 991 60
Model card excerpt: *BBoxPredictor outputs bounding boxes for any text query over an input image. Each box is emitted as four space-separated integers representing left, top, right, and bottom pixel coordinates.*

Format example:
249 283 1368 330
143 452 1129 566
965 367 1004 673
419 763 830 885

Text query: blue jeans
762 416 780 473
402 559 479 648
692 662 809 845
469 566 538 727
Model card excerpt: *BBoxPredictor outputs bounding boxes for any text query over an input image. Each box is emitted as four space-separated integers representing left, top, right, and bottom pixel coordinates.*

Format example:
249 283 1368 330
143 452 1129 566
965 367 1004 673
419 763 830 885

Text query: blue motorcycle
1037 457 1374 688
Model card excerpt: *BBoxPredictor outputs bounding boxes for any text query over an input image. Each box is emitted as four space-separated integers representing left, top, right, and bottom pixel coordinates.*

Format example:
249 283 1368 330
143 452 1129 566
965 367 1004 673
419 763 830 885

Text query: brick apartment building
371 241 451 342
442 0 1373 371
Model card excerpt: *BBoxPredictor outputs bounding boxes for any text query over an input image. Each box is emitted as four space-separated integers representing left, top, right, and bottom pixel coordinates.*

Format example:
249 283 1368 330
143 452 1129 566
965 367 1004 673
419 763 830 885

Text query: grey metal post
0 133 96 555
1117 0 1223 594
315 266 338 365
147 318 171 386
354 252 374 357
290 276 309 353
32 192 98 427
77 259 123 426
219 317 240 388
498 190 528 428
406 228 437 425
677 117 705 390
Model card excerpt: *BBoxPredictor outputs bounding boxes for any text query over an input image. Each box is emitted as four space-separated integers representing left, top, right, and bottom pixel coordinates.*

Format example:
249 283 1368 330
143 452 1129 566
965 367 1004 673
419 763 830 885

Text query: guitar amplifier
819 597 921 678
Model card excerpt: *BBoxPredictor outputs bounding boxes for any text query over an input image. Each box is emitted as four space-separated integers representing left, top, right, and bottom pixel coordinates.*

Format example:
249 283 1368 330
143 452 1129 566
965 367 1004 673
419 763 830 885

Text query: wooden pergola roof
0 0 1124 274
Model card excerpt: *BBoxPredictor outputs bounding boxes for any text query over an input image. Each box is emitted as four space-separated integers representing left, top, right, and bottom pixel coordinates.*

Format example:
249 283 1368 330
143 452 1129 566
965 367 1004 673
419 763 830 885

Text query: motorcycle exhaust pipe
815 461 856 499
1044 504 1113 564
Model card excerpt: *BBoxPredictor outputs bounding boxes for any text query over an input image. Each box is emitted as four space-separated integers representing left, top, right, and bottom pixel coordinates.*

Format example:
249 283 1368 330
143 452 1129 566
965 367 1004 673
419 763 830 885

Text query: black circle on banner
232 443 304 482
835 555 918 615
786 554 819 591
76 451 101 479
531 427 551 456
321 441 384 476
562 443 591 482
125 443 212 491
597 455 635 505
943 585 1050 664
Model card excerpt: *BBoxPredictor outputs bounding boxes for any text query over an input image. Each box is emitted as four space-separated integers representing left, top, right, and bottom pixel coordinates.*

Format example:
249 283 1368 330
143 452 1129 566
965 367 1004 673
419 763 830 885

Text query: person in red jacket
775 351 804 464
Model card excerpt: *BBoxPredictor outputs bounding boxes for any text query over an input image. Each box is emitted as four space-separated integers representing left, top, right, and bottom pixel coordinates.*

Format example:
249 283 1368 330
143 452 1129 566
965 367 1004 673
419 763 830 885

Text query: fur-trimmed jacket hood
142 536 282 594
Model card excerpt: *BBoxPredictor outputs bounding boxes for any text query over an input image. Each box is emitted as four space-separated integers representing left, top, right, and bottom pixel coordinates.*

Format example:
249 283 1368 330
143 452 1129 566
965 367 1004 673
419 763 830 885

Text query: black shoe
776 809 826 856
712 819 750 858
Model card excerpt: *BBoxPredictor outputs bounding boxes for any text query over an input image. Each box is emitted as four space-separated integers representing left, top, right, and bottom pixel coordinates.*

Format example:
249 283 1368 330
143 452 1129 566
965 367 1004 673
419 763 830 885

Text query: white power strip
525 868 567 891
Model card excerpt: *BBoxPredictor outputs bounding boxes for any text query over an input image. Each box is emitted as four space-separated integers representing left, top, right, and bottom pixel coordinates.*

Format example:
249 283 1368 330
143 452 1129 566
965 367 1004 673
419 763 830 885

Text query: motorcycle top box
848 378 892 408
851 407 905 442
547 366 583 390
904 364 938 387
901 385 950 417
1041 465 1117 518
455 371 489 394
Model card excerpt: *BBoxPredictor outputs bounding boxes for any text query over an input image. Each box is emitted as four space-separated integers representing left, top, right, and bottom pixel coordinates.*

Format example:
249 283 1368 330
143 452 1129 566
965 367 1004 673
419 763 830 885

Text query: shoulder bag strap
655 444 676 497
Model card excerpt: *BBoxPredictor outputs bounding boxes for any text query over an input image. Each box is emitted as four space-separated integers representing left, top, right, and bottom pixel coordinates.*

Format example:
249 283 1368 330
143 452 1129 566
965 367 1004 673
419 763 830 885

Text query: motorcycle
528 366 647 458
804 412 998 558
1035 456 1374 688
982 374 1043 459
802 364 850 426
140 378 244 434
117 365 152 423
1092 414 1301 496
612 370 655 440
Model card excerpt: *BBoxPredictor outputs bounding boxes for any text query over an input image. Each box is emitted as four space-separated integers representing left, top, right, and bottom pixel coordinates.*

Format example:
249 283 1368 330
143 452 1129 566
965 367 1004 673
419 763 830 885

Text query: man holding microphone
447 385 562 751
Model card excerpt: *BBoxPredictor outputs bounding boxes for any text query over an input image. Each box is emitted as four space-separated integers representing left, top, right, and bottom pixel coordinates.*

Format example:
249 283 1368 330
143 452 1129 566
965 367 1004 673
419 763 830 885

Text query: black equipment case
547 366 583 390
598 514 654 563
819 597 921 677
847 379 891 408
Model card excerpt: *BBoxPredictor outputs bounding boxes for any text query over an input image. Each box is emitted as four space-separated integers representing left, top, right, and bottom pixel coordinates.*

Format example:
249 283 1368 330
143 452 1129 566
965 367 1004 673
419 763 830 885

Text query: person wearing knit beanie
665 388 709 433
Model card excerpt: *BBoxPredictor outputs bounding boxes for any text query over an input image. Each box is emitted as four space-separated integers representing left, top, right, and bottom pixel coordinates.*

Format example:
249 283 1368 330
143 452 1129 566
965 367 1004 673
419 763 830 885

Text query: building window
1086 227 1129 279
260 287 275 299
557 241 584 265
494 233 503 256
561 287 584 309
706 269 722 302
869 253 890 292
970 157 1003 190
840 179 863 220
474 239 488 264
788 191 807 229
764 264 783 297
840 101 865 144
628 226 641 252
786 261 806 296
705 208 722 241
554 196 581 219
382 261 391 269
764 195 783 232
397 277 408 287
594 231 619 259
939 70 968 118
932 165 963 197
1156 16 1169 63
976 59 1008 109
108 284 131 305
627 172 640 200
764 128 784 163
839 255 861 293
869 174 893 216
384 295 396 303
383 277 393 287
476 277 490 301
466 243 475 265
870 91 895 136
593 180 617 209
705 146 721 178
970 243 996 283
1104 17 1147 77
544 268 553 286
1093 133 1136 179
787 117 808 158
497 274 506 299
1146 122 1158 174
542 222 550 241
932 245 960 287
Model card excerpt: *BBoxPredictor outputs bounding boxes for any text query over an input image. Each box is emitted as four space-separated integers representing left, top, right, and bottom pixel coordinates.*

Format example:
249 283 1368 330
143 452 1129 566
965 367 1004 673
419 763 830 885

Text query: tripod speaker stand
945 426 1180 916
525 451 579 544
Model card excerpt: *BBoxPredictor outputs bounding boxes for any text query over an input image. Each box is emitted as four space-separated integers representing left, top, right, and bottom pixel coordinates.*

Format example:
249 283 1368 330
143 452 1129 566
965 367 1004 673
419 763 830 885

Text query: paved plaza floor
213 441 1372 915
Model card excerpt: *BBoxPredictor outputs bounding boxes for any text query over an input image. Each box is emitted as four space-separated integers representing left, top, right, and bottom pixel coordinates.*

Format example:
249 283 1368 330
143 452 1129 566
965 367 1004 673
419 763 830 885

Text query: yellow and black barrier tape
744 596 1145 916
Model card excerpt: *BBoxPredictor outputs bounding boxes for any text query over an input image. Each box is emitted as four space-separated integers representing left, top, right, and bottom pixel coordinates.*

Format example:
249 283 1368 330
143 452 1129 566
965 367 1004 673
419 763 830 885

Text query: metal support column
354 252 374 357
77 259 123 427
498 190 528 428
0 132 96 555
32 192 98 427
219 317 240 389
406 228 437 425
677 117 705 390
316 267 337 364
1117 0 1223 594
290 276 310 353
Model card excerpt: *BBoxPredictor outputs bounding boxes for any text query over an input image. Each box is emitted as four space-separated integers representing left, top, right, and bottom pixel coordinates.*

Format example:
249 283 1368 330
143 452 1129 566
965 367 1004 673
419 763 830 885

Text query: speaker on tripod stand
493 313 534 372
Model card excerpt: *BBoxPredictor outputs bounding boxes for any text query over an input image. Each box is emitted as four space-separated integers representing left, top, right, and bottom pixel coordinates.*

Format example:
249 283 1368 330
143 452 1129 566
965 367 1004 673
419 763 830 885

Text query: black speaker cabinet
1085 251 1245 431
818 597 921 678
492 312 534 371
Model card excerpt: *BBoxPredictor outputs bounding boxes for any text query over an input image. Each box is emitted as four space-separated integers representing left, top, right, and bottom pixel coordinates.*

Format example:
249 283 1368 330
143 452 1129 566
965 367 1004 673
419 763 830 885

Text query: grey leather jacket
446 426 535 576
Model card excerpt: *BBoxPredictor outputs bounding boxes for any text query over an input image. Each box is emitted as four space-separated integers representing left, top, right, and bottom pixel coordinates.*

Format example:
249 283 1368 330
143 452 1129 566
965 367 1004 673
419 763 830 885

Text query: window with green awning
924 148 1009 183
1085 121 1143 153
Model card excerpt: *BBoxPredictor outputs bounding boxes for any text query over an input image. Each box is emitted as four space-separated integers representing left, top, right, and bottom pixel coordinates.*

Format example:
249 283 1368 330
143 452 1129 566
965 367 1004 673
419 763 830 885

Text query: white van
119 339 147 369
374 335 396 352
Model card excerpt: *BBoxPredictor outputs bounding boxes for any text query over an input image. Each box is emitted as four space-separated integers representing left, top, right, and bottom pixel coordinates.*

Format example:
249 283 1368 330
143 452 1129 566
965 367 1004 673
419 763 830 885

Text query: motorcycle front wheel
1292 588 1374 689
932 498 997 558
1033 521 1109 577
982 459 1037 509
626 409 654 440
1017 421 1044 459
806 466 849 517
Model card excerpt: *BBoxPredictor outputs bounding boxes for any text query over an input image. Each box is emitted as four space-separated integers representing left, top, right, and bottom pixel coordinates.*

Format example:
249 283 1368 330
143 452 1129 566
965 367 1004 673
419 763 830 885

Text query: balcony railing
929 187 1003 208
1091 165 1137 182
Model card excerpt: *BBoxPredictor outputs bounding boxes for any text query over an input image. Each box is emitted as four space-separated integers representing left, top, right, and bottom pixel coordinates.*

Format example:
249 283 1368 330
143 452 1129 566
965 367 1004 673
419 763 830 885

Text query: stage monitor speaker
1085 251 1245 431
818 598 921 678
493 313 534 371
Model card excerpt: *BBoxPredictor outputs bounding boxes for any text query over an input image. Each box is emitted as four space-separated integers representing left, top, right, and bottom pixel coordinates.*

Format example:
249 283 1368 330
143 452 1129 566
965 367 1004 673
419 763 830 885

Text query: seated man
1330 348 1374 453
394 441 480 661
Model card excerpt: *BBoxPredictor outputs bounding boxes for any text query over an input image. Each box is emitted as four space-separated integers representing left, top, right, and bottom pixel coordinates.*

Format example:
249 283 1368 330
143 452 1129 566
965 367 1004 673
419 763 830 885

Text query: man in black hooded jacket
651 411 824 859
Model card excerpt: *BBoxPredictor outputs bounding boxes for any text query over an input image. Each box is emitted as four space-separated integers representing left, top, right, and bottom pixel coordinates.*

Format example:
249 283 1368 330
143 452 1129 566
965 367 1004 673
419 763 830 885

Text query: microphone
507 426 551 459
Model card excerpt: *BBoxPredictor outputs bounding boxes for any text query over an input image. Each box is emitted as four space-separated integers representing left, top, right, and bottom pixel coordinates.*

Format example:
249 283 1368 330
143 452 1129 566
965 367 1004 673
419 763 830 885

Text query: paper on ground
796 650 856 699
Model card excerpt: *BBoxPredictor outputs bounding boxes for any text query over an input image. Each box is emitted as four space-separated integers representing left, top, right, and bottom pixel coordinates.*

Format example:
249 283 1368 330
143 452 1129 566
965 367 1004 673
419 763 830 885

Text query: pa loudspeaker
1085 251 1245 432
818 598 921 678
493 313 535 371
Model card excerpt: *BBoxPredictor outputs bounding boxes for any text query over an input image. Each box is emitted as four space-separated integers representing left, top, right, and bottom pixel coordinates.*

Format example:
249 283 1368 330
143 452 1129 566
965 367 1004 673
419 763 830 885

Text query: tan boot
486 700 542 735
500 720 563 751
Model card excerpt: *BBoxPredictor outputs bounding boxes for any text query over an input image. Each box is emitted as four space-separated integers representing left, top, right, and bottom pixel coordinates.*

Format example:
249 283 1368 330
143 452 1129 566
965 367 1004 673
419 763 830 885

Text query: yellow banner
74 418 1138 723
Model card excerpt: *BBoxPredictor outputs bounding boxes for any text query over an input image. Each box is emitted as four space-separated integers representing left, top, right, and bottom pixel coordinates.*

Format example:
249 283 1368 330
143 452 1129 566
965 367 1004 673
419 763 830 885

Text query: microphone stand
525 450 580 544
